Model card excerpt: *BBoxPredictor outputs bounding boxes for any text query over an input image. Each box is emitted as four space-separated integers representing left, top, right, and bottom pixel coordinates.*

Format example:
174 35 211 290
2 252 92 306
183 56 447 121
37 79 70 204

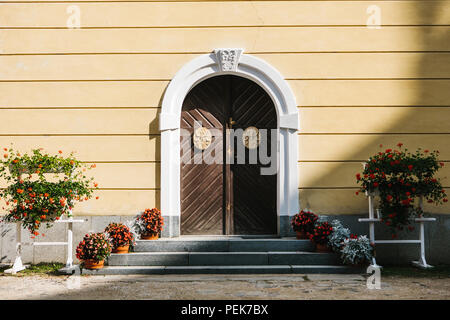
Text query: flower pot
83 259 104 269
315 243 332 253
112 245 129 254
295 230 309 240
141 233 159 240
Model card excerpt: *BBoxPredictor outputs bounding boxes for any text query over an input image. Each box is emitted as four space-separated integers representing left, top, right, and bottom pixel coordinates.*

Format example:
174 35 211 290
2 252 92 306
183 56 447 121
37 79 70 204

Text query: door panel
180 75 277 235
231 76 278 235
180 77 227 235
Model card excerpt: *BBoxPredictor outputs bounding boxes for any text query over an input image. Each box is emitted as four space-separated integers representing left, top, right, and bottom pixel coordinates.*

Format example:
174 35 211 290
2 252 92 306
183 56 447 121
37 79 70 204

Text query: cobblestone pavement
0 273 449 300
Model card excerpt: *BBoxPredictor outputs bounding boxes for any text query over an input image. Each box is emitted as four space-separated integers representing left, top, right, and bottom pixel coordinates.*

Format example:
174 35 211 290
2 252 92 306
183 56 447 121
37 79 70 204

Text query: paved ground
0 273 449 300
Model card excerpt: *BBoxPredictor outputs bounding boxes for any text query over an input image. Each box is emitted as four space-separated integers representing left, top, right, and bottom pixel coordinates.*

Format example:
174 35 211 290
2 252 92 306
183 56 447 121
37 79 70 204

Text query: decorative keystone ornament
214 48 244 72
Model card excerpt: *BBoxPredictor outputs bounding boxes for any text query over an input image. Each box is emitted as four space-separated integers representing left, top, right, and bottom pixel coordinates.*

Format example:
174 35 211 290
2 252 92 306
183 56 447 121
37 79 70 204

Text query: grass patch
0 262 64 276
381 265 450 278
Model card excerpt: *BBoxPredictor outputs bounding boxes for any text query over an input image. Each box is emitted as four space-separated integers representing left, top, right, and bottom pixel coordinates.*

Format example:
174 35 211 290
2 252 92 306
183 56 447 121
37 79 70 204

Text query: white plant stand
359 193 435 269
4 214 87 274
3 164 87 274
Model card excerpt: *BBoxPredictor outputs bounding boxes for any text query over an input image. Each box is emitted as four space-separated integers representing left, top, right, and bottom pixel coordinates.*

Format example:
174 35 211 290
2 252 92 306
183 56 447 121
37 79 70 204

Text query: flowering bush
76 232 112 262
134 208 164 236
356 143 447 236
340 235 374 266
328 220 351 252
0 147 99 236
291 209 318 234
309 221 333 245
105 222 135 249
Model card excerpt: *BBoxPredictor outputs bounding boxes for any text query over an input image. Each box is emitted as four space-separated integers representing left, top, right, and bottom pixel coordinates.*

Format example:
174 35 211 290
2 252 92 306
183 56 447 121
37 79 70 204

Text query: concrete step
82 265 362 275
107 251 340 266
134 238 314 252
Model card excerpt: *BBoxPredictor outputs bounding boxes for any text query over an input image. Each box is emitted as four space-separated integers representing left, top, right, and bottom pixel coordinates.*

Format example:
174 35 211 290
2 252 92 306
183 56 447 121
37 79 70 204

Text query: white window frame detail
159 49 299 237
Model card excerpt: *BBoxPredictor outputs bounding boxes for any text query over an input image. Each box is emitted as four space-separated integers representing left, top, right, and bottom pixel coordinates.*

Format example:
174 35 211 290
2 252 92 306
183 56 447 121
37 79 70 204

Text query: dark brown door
180 75 277 235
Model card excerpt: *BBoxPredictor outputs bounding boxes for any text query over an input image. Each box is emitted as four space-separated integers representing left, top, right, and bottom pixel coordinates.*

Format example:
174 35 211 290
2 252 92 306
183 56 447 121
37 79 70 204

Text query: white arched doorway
159 49 299 237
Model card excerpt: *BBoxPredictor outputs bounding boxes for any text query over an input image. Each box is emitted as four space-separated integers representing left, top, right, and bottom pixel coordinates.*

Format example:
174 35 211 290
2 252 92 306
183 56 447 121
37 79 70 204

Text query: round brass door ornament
242 126 260 149
193 127 212 150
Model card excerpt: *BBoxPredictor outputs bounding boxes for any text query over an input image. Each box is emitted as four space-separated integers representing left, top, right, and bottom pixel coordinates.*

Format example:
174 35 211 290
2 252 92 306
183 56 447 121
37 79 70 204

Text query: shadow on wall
299 4 450 264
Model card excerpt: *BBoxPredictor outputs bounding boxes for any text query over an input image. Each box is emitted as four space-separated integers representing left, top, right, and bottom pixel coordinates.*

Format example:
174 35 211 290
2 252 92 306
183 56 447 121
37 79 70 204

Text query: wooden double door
180 75 277 235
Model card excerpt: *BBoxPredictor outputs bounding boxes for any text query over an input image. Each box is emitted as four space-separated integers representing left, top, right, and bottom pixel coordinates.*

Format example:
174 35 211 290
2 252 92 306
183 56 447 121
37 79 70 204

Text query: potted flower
134 208 164 240
356 143 447 238
0 147 99 237
76 232 112 269
105 222 135 254
328 219 351 253
291 209 318 239
309 221 333 252
340 235 374 267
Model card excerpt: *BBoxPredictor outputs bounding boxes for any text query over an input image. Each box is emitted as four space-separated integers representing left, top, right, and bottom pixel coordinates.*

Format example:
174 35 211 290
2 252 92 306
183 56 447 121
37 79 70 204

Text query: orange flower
94 182 98 188
44 193 49 197
17 189 24 194
3 154 8 158
38 164 43 168
58 150 62 154
96 196 99 200
70 160 74 165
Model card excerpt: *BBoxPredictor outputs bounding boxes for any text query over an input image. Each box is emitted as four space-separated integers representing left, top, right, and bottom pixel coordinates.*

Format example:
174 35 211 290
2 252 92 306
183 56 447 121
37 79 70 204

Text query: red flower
397 142 403 148
408 165 413 171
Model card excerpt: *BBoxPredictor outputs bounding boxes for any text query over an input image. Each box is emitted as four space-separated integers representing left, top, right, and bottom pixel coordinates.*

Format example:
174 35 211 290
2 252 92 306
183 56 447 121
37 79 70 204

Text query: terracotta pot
112 245 129 254
141 233 159 240
315 243 332 253
296 230 309 240
83 259 104 270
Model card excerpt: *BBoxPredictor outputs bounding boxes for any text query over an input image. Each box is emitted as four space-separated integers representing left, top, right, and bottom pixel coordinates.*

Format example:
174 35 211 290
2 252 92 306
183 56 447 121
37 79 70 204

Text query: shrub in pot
340 235 374 267
76 232 112 269
0 147 99 237
105 222 135 254
309 221 333 252
356 143 447 238
134 208 164 240
328 219 351 253
291 209 318 239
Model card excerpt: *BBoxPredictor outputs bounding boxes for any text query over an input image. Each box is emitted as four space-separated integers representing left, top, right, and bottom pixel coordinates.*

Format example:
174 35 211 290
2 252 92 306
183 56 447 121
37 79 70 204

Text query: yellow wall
0 0 449 215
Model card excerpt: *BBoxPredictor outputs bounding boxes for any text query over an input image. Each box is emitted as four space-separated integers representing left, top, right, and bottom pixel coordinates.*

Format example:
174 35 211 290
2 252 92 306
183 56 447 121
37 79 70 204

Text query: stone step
82 265 361 275
107 251 339 266
134 238 314 253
